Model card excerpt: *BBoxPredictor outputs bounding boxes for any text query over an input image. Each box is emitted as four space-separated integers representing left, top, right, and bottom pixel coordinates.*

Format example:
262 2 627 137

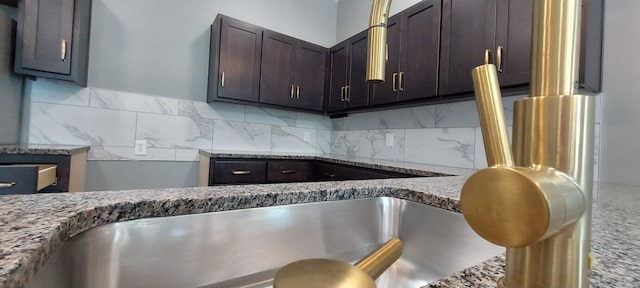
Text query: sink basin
26 197 502 288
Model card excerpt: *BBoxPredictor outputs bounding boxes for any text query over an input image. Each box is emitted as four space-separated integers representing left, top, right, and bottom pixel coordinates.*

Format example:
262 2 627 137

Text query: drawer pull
281 170 298 175
323 172 336 178
231 170 251 175
0 182 16 188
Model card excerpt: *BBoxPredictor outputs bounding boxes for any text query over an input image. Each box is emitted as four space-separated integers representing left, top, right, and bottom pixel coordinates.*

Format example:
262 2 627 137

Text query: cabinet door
294 41 327 111
20 0 74 74
369 17 400 106
345 30 371 109
399 0 441 101
328 42 348 112
495 0 533 87
439 0 497 96
260 31 296 107
217 17 263 102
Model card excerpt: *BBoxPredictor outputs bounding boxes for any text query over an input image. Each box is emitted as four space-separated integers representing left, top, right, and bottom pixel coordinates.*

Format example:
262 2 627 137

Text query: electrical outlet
134 140 147 156
385 133 394 147
304 131 311 142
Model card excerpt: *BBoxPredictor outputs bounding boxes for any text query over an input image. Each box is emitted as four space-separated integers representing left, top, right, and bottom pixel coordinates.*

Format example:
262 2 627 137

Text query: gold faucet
367 0 595 287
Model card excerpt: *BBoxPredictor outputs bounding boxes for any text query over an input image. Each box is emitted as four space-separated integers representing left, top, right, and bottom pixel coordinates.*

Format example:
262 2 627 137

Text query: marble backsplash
26 79 331 161
330 94 602 181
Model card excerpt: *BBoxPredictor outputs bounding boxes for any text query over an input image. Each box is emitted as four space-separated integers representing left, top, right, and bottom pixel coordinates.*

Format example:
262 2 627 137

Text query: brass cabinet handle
282 170 297 174
231 170 251 175
0 182 16 188
392 72 398 92
345 86 350 102
61 39 67 61
398 72 404 91
291 85 295 99
496 46 504 73
340 86 346 102
484 49 492 65
221 72 225 88
296 86 300 99
323 172 336 178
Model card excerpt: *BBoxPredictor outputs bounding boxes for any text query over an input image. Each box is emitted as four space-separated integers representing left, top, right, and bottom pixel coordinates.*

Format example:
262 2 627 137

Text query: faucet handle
472 64 513 167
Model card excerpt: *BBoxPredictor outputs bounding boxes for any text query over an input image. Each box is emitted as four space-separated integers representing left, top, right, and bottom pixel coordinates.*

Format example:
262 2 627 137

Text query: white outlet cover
385 133 394 147
135 140 147 156
303 132 311 142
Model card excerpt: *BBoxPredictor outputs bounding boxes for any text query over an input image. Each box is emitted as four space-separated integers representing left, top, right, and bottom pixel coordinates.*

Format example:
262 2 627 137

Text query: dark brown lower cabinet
267 161 313 183
212 161 267 184
314 162 389 181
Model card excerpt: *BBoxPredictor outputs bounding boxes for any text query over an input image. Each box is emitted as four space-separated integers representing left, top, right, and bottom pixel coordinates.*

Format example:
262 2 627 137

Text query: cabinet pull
231 170 251 175
484 49 492 65
496 46 504 73
0 182 16 188
323 172 336 178
345 86 350 102
291 85 295 99
341 86 346 102
60 39 67 61
221 72 225 88
296 86 300 99
392 72 398 92
282 170 297 174
398 72 405 91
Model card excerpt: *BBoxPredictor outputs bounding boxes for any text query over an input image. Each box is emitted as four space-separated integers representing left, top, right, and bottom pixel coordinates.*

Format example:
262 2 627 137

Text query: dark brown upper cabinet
208 15 263 103
370 0 441 105
328 30 370 112
14 0 91 86
260 30 326 112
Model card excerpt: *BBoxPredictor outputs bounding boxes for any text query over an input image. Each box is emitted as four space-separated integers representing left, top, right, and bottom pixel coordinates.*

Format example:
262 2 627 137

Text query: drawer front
267 161 313 183
212 161 267 184
0 166 39 195
315 163 390 181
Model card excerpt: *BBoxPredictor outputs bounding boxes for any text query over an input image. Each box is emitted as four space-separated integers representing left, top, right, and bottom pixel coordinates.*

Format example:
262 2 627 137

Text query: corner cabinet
208 15 263 103
370 0 441 105
328 30 370 113
208 14 328 113
260 30 326 112
14 0 92 86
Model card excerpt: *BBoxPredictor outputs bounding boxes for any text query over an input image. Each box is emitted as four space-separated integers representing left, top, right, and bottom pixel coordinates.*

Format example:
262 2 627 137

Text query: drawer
212 161 267 184
267 161 313 183
315 162 389 181
0 164 57 195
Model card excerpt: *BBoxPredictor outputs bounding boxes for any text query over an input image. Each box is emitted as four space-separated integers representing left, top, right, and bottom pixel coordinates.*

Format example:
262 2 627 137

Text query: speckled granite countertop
1 156 638 287
0 145 90 156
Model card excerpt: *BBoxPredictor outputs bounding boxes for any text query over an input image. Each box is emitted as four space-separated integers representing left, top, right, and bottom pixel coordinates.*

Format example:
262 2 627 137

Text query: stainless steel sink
27 197 502 288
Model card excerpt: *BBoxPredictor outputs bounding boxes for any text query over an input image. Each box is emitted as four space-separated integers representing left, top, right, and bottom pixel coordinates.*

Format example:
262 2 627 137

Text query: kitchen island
0 154 637 288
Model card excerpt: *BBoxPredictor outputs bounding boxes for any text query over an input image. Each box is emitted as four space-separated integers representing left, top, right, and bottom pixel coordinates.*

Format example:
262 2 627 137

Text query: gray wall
86 161 199 191
0 10 23 145
599 1 640 185
88 0 337 101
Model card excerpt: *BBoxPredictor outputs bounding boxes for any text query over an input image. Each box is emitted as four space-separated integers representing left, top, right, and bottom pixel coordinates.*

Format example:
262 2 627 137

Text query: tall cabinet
328 30 370 112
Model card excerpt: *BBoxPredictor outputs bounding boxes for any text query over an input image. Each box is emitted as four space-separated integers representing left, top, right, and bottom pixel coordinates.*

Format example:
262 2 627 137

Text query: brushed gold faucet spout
366 0 392 82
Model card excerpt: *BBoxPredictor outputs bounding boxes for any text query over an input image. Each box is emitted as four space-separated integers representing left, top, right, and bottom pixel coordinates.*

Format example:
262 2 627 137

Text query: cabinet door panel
295 42 326 111
496 0 533 87
218 17 262 102
439 0 497 96
346 30 371 109
260 31 296 107
400 0 441 101
328 42 348 112
370 18 400 106
21 0 74 74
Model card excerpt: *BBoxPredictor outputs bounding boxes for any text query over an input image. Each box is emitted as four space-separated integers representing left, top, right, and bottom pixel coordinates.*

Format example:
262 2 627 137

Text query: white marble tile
332 118 346 131
359 129 405 161
245 107 297 126
473 126 513 169
88 146 176 161
29 79 90 106
502 94 528 125
178 100 245 121
136 113 213 149
271 126 317 153
380 106 436 129
595 94 602 124
176 149 200 162
296 112 331 130
316 129 331 155
29 103 136 146
90 88 179 115
405 128 476 169
341 111 383 131
435 100 479 128
212 120 271 151
594 123 600 181
330 131 361 157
